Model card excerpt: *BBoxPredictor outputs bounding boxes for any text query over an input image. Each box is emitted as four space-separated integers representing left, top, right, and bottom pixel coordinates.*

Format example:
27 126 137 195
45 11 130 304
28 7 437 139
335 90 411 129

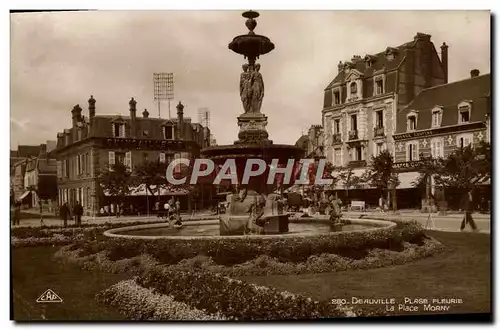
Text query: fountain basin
103 217 395 240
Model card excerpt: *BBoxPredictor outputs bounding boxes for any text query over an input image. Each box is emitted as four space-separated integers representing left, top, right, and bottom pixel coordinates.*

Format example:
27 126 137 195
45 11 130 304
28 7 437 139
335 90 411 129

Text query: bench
349 201 366 212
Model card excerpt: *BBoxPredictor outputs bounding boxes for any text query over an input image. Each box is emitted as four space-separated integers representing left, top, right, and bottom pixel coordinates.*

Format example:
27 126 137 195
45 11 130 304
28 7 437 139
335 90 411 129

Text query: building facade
322 33 448 171
23 143 58 208
393 70 491 209
295 125 325 158
54 96 212 216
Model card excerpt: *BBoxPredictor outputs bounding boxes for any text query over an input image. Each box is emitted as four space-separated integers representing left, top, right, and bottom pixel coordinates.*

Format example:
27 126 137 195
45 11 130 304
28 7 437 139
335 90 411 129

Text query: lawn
239 231 491 316
11 246 131 321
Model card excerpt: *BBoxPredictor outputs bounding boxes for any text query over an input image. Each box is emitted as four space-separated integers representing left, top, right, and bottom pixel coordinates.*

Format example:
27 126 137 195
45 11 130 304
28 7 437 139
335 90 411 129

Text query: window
334 119 340 134
65 159 69 177
76 155 81 175
432 110 442 128
375 142 384 156
112 123 125 138
430 138 444 158
142 130 149 137
85 152 90 174
334 148 342 166
57 161 62 178
350 82 357 94
375 79 384 95
333 90 341 105
456 134 473 149
406 142 419 161
108 151 115 168
350 114 357 131
376 110 384 128
115 152 125 166
407 115 417 131
164 126 175 140
459 109 470 123
77 129 82 141
355 146 363 161
125 151 132 170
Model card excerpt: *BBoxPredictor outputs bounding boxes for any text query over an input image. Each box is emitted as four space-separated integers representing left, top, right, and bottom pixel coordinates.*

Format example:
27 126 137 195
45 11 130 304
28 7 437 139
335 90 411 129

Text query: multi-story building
11 143 56 206
393 70 491 209
295 125 324 158
322 32 448 173
23 143 58 208
54 96 212 216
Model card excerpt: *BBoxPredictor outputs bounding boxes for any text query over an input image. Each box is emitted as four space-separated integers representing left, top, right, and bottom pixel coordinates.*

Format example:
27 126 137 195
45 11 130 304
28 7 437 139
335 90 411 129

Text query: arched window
350 82 357 94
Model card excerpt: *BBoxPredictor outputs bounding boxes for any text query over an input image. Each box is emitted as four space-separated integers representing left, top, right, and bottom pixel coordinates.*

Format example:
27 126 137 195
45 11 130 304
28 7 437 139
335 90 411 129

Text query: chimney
338 61 343 73
88 95 96 122
440 42 449 84
470 69 480 78
71 104 82 128
142 108 149 118
129 97 137 137
176 101 184 139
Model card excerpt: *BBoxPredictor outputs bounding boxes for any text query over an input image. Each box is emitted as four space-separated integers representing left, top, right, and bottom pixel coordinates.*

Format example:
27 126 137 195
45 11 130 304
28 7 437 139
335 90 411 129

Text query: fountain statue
202 10 304 235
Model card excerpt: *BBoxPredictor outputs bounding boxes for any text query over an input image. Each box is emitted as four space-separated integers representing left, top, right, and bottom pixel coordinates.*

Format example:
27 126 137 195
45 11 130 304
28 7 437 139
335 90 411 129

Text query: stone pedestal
220 215 250 235
235 112 272 145
262 214 289 234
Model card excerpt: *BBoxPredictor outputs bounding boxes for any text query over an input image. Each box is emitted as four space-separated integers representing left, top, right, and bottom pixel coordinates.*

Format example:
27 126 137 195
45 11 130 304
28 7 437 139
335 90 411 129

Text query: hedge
135 265 355 320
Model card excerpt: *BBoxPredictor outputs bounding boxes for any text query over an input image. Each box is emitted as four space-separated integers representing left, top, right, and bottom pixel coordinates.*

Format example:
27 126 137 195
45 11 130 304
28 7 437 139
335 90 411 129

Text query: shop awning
18 190 31 201
101 184 189 197
470 174 491 186
397 172 420 189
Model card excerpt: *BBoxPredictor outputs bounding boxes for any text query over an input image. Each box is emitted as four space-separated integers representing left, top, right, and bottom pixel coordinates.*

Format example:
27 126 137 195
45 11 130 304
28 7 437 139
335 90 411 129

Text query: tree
363 150 400 210
99 162 134 212
412 155 446 211
337 166 363 199
133 160 169 201
435 141 491 193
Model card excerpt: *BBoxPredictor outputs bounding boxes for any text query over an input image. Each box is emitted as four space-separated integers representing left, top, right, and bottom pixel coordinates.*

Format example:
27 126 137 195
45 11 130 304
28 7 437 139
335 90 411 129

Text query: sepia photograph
9 8 492 322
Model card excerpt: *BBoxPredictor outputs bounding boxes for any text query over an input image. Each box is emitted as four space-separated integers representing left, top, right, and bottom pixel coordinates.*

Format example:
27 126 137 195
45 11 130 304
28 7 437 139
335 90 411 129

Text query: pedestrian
379 195 385 213
73 201 84 226
60 202 70 227
164 201 171 220
13 200 21 226
460 191 478 232
175 199 181 217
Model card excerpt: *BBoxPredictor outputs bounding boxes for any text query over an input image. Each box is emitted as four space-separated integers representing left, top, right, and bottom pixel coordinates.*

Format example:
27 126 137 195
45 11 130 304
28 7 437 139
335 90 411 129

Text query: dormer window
350 82 357 94
432 107 443 128
458 101 471 124
112 123 125 138
163 125 175 140
407 111 418 131
364 55 376 68
374 74 385 95
385 47 398 61
332 88 341 105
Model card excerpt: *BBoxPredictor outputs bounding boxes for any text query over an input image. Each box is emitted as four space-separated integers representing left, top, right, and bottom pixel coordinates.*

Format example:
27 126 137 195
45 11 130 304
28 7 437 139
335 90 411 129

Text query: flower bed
96 279 228 320
135 265 354 320
167 237 443 276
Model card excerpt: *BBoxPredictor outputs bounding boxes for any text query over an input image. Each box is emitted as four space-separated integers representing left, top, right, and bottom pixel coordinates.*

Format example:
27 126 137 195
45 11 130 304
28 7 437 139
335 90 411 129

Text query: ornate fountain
201 11 305 235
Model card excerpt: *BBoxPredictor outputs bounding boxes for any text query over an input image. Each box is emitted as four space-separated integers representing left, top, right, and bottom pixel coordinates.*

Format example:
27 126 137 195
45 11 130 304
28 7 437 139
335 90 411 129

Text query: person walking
164 201 171 221
12 201 21 226
60 202 70 227
175 199 181 218
73 201 84 226
460 191 478 232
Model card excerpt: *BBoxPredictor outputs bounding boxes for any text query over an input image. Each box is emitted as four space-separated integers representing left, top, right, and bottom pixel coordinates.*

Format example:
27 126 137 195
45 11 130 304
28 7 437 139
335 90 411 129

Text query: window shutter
108 151 115 169
159 153 166 163
125 151 132 170
120 124 125 138
412 143 418 161
112 124 116 137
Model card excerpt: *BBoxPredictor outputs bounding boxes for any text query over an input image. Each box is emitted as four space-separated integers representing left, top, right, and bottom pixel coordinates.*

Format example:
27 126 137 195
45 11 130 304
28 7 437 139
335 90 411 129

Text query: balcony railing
349 130 358 140
348 160 367 168
332 133 342 144
374 126 385 137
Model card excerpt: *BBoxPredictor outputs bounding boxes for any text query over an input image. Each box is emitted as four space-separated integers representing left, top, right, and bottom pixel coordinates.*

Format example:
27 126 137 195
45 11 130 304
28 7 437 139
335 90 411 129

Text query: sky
10 10 491 149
